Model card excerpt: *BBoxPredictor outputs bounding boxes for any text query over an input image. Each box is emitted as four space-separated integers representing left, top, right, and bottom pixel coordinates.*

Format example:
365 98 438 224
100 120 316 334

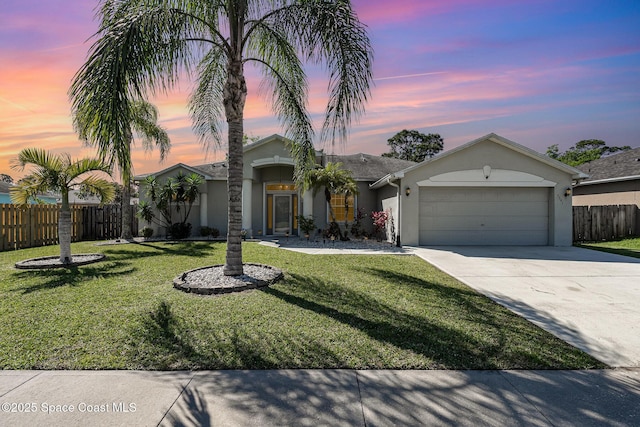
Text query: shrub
140 226 154 239
200 226 213 237
322 222 342 240
210 227 220 238
371 210 389 239
168 222 192 239
297 215 316 236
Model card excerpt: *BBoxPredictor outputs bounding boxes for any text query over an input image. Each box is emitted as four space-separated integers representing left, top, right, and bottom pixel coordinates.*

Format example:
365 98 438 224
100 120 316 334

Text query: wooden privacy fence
0 204 138 251
573 205 638 242
81 205 138 241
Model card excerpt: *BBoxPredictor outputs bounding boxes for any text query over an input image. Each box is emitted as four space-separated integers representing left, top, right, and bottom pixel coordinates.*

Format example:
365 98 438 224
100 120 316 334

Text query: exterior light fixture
564 187 572 197
405 187 411 197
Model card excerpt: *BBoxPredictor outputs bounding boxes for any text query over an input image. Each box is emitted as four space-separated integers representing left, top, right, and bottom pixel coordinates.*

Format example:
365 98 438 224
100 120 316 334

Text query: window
329 193 355 222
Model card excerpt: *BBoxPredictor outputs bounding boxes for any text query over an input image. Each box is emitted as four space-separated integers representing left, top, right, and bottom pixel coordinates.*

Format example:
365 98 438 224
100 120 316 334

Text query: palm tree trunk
223 59 247 276
59 190 72 264
121 171 132 240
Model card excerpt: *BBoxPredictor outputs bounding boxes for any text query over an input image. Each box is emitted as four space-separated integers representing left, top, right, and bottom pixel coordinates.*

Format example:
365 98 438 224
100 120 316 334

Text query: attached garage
371 133 589 247
418 187 549 245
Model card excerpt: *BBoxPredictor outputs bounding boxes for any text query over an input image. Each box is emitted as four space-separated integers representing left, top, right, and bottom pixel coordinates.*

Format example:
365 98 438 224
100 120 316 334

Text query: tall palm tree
69 0 373 275
304 161 358 239
10 148 115 264
73 98 170 240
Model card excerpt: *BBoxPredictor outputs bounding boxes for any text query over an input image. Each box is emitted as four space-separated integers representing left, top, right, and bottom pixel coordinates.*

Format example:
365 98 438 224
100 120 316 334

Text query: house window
329 194 355 222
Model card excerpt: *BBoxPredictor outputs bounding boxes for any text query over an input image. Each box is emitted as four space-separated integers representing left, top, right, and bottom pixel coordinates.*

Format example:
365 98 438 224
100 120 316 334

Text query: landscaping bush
140 226 154 239
168 222 192 239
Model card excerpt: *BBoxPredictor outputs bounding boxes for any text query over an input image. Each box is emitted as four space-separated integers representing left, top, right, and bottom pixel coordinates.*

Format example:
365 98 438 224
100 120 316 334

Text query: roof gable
371 133 588 188
133 163 213 181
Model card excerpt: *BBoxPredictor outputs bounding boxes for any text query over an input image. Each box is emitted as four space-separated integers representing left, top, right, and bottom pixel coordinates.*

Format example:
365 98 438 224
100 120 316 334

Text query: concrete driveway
413 246 640 367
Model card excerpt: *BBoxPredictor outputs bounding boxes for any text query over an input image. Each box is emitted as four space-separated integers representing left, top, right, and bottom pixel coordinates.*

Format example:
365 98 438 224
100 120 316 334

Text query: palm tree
73 98 170 240
10 148 115 264
69 0 373 276
304 161 358 239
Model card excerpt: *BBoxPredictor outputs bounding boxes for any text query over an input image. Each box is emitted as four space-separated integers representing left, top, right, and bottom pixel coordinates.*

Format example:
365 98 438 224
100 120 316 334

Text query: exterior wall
243 136 294 179
573 180 640 208
399 139 575 246
138 166 209 237
204 181 229 236
375 184 400 243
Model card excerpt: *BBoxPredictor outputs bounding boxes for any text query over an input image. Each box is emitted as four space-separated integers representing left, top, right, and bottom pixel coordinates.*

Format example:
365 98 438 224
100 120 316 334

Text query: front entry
274 195 292 234
265 184 298 235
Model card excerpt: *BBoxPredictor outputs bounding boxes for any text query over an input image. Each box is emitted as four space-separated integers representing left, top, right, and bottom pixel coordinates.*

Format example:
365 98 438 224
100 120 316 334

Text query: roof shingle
576 147 640 182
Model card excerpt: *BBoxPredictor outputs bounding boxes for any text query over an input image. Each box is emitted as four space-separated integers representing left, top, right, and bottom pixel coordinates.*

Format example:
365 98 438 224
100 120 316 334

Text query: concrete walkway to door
412 246 640 368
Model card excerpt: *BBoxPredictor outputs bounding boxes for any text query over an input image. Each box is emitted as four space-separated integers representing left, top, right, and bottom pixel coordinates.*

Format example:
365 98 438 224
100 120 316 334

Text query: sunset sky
1 0 639 181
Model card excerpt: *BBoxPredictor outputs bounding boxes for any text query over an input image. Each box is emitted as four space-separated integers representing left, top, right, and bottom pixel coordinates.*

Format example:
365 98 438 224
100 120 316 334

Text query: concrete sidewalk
2 369 639 426
413 246 640 368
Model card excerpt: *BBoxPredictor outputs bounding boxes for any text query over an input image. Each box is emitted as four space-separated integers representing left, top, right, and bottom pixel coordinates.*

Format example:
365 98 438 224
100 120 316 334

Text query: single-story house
0 181 57 204
573 147 640 233
573 147 640 208
136 133 587 246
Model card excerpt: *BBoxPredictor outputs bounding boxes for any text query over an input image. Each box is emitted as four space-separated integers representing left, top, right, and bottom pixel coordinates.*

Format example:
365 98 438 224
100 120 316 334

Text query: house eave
133 163 213 181
379 133 590 181
575 175 640 186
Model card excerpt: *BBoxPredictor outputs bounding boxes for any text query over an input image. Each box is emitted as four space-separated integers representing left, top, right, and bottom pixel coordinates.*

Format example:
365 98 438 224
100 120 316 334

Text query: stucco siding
399 138 575 246
573 180 640 208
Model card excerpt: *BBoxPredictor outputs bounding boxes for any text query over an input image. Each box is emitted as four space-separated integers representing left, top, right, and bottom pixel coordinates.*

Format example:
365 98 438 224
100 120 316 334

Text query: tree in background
546 139 631 166
382 130 444 162
1 174 13 183
10 148 114 264
69 0 373 276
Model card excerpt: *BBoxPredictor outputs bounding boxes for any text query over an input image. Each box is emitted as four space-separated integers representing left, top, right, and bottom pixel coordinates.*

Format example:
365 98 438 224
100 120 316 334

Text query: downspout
385 177 402 247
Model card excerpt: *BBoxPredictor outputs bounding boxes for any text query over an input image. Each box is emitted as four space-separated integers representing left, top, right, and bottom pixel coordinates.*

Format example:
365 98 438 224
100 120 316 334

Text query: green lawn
0 241 604 370
577 237 640 259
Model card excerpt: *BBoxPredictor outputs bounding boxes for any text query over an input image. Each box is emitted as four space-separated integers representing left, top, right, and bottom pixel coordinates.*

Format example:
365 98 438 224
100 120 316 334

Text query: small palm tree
304 162 358 240
10 148 115 264
69 0 373 276
74 99 170 240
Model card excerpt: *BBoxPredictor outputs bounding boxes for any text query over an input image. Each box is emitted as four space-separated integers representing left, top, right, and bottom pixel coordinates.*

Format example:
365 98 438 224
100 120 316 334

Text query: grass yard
577 237 640 259
0 241 605 370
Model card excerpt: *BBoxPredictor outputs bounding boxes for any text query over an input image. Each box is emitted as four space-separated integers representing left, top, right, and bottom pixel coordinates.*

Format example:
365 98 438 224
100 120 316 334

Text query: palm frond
78 175 116 205
66 157 113 182
130 100 171 162
189 48 226 151
11 148 63 173
262 0 373 145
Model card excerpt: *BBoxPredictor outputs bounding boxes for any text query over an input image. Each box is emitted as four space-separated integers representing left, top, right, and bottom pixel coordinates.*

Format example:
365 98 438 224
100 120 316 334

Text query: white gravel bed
174 263 283 295
15 254 106 269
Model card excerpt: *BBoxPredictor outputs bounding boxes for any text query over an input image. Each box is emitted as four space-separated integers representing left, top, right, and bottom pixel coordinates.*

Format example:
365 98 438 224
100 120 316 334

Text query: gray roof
190 162 229 180
152 154 416 182
576 147 640 183
0 181 12 193
325 153 416 181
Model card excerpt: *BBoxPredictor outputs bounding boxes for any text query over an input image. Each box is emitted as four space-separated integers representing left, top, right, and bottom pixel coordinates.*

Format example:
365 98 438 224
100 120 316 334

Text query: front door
273 195 291 235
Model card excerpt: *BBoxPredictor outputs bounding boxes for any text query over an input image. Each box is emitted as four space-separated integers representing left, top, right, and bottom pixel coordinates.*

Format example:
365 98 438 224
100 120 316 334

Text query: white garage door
419 187 549 245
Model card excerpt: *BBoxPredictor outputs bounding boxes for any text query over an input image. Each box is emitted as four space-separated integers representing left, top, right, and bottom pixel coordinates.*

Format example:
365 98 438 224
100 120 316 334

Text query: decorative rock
15 254 106 269
173 263 284 295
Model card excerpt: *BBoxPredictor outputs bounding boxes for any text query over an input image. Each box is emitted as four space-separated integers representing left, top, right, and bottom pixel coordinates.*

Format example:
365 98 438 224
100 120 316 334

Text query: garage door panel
419 187 549 246
427 216 547 231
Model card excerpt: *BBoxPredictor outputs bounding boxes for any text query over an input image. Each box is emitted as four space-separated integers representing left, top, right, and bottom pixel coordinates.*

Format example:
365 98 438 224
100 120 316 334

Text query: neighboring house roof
370 133 589 189
575 147 640 186
0 181 58 204
325 153 416 181
0 181 12 194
